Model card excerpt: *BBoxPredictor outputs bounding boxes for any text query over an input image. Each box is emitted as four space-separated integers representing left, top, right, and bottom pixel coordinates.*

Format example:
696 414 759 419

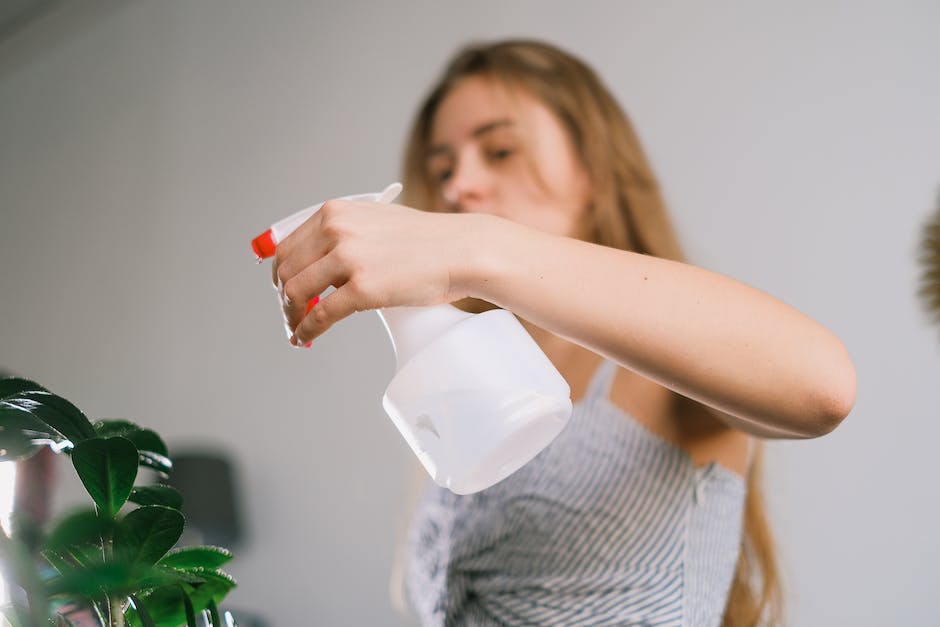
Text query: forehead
429 75 548 146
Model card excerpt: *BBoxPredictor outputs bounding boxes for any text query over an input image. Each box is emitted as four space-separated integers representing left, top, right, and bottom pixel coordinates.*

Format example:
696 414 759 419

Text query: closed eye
430 148 516 185
489 148 514 161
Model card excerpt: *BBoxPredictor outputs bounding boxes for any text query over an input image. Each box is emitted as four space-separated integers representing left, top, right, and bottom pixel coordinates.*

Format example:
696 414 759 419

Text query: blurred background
1 1 939 624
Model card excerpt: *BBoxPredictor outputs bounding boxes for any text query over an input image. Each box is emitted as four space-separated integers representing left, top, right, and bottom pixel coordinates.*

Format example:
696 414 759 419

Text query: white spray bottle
251 183 572 494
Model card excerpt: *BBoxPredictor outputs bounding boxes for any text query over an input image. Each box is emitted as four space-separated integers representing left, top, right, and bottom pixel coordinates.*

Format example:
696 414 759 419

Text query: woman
273 40 856 626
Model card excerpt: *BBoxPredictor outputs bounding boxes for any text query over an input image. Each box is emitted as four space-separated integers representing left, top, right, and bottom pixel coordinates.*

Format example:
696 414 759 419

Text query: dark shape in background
164 449 245 551
164 449 269 627
918 190 940 333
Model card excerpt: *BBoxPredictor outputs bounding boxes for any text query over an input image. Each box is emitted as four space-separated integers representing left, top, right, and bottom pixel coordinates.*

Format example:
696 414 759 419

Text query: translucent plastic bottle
252 183 573 494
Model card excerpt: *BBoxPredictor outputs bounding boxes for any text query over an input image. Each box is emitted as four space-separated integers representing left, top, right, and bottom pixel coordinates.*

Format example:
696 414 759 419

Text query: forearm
453 214 857 438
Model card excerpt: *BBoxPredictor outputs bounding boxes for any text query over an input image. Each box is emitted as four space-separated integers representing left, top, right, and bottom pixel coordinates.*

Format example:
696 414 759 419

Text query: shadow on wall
0 0 132 80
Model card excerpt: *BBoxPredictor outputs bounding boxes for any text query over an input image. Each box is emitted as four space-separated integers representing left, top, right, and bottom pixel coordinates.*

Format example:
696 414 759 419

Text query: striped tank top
405 358 747 626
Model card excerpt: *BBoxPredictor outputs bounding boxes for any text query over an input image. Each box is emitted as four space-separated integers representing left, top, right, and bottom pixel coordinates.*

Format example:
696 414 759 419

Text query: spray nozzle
250 182 403 261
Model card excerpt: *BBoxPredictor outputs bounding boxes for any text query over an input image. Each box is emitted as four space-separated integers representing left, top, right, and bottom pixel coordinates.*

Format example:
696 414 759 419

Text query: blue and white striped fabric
405 358 747 626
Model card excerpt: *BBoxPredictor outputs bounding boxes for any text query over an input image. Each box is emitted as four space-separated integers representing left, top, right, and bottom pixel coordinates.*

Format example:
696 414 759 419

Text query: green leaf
45 561 134 597
158 546 233 570
93 420 173 475
126 429 168 459
93 419 140 438
131 586 178 623
185 568 237 609
71 437 139 518
138 450 173 477
94 421 169 457
181 587 197 627
132 569 236 627
0 403 64 461
45 508 112 551
115 505 184 567
46 563 182 599
207 600 222 627
41 542 105 573
133 586 188 627
133 564 199 589
190 567 235 590
0 377 47 399
151 565 207 586
0 379 78 459
41 547 77 576
0 390 95 444
40 545 104 575
129 485 183 510
128 594 156 627
63 542 103 569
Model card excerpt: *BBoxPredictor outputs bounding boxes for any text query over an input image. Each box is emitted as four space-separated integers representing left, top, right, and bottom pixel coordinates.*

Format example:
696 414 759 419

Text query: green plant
0 377 237 627
919 192 940 328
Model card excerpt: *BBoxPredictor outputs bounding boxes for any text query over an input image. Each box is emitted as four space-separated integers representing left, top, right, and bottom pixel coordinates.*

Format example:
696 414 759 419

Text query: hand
271 199 473 346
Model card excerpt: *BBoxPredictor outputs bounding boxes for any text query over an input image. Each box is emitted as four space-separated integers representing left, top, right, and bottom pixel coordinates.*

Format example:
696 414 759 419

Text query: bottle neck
376 304 474 371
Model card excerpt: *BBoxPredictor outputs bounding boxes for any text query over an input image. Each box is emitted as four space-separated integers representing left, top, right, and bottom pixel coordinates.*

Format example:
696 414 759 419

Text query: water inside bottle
387 387 570 493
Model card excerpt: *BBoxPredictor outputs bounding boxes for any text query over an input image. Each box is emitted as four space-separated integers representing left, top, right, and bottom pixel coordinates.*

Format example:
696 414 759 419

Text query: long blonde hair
392 39 784 626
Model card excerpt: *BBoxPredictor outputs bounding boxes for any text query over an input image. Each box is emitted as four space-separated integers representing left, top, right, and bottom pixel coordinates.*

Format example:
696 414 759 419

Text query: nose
442 149 492 211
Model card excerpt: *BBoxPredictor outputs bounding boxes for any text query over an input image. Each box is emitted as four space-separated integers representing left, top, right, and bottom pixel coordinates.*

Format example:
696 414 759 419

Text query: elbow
808 351 857 437
742 346 856 439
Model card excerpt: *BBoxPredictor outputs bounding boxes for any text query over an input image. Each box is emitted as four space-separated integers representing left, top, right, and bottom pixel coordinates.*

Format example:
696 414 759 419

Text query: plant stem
103 533 124 627
110 597 125 627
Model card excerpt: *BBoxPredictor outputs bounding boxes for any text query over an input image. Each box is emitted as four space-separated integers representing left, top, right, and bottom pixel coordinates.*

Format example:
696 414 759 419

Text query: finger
279 295 318 342
290 283 362 347
273 227 332 300
271 210 324 287
281 252 346 331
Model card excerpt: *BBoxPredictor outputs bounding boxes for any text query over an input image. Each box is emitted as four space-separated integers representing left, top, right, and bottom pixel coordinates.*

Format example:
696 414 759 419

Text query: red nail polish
306 295 320 315
305 341 312 348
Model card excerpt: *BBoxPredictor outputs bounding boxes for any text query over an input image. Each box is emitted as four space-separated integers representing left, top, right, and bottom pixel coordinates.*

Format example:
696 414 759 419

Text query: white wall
2 1 938 624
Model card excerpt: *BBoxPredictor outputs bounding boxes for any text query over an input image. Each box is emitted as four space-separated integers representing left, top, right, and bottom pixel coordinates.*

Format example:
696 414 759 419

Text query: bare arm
276 200 856 439
452 214 857 439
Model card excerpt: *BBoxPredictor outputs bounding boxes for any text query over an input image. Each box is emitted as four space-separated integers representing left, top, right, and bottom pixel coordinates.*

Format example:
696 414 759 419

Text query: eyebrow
427 119 515 159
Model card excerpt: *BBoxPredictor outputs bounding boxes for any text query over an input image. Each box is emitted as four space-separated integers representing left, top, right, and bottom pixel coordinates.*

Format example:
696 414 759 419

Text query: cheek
552 154 591 206
526 139 591 209
536 160 592 230
502 161 590 236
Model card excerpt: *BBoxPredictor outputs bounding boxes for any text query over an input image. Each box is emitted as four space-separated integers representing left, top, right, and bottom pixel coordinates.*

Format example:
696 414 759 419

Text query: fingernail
289 334 312 348
306 295 320 314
